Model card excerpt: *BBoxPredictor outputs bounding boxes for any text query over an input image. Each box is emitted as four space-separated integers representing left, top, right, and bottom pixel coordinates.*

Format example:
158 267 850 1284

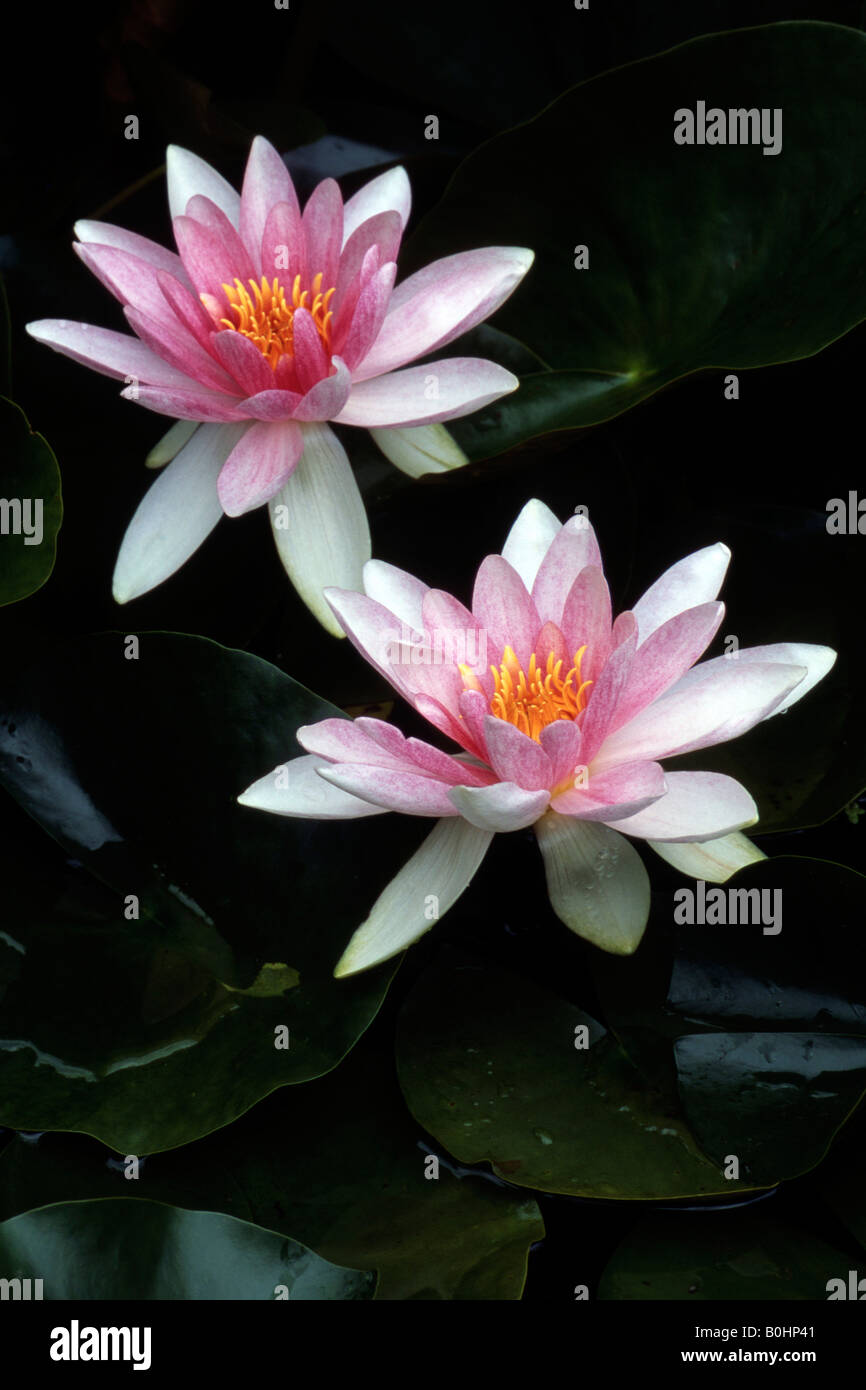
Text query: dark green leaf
407 23 866 456
395 954 758 1199
0 634 424 1150
0 1199 373 1299
676 1032 866 1187
0 1028 543 1301
599 1212 851 1299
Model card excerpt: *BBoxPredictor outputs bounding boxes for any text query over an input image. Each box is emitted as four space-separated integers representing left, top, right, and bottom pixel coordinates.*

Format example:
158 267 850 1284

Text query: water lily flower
239 499 836 974
26 137 533 633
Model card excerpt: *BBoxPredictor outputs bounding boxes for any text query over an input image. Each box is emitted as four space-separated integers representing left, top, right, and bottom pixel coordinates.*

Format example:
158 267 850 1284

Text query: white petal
607 771 758 842
649 831 766 883
238 753 387 820
269 422 371 637
632 543 731 645
112 422 248 603
166 144 241 225
592 661 807 769
145 419 199 468
665 642 837 717
341 165 411 246
336 358 517 429
334 816 492 976
362 558 428 630
501 498 562 589
449 781 550 832
534 812 651 954
368 423 469 478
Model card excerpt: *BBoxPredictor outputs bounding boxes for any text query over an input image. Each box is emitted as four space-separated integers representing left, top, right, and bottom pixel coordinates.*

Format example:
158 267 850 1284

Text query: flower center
216 274 336 368
462 644 592 742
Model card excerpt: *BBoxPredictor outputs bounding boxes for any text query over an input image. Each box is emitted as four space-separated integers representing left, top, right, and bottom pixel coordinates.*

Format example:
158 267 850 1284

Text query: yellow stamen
472 644 593 742
214 274 336 368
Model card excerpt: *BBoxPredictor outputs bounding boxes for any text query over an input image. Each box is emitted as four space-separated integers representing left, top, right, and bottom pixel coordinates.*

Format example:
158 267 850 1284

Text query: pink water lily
26 137 533 633
239 499 836 975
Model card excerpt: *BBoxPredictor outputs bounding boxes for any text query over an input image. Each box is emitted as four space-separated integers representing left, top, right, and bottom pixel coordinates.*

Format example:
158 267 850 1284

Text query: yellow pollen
214 272 336 368
464 644 593 742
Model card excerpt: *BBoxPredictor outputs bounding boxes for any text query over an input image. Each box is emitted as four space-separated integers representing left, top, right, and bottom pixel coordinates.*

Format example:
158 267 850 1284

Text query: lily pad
395 953 758 1200
0 398 62 606
675 1032 866 1188
403 23 866 458
0 1027 544 1301
0 635 424 1150
599 1212 852 1300
0 1199 374 1299
591 857 866 1185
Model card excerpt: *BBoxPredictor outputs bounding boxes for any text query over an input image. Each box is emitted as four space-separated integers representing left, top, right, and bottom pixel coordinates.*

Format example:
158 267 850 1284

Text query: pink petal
632 542 731 645
335 210 402 312
240 136 300 273
75 243 181 331
551 760 666 820
324 587 415 685
337 358 518 429
560 565 612 684
606 601 725 737
217 419 304 515
26 319 194 389
291 307 330 393
415 691 481 758
237 389 304 421
339 262 398 371
210 329 275 396
608 771 758 842
457 689 493 756
353 246 534 380
539 719 584 787
405 738 495 787
531 515 603 627
342 166 411 245
291 356 352 422
260 200 306 283
172 212 256 302
482 716 553 791
611 611 637 648
319 763 459 817
322 589 467 720
330 245 380 357
185 194 258 279
448 781 550 832
302 178 343 291
592 661 808 771
125 306 240 394
122 382 251 421
472 555 540 670
156 270 220 351
298 717 417 771
533 620 569 668
75 219 191 286
420 588 488 682
354 716 420 759
578 630 638 766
